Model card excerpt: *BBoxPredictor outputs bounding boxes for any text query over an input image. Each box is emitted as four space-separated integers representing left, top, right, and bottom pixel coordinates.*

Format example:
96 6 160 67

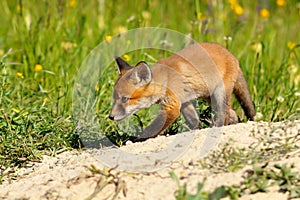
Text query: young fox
109 43 255 141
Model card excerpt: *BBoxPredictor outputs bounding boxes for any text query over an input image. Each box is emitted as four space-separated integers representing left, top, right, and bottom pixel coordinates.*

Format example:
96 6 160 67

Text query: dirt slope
1 121 299 200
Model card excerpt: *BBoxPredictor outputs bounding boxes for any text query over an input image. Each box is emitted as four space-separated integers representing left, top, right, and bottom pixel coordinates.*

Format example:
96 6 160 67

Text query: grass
0 0 299 182
171 163 300 199
176 121 300 200
199 121 300 173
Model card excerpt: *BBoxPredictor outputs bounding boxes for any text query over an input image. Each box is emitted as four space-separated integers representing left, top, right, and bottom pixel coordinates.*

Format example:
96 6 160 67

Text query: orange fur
109 43 255 141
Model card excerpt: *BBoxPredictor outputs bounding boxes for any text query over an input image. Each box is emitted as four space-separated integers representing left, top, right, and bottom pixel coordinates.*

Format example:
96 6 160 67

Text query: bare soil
1 121 299 200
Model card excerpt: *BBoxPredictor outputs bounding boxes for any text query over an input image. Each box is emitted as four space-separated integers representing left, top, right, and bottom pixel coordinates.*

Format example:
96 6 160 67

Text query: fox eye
121 96 129 103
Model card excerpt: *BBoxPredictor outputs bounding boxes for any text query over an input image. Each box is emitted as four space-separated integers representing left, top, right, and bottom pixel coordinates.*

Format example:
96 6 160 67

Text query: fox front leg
135 101 181 142
181 101 202 130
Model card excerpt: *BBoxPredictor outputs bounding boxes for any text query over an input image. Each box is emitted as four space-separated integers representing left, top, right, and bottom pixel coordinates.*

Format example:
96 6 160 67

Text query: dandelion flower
276 0 286 7
228 0 243 16
43 97 50 103
260 8 270 19
233 4 244 15
17 5 21 12
287 41 296 50
197 12 206 20
197 12 202 20
69 0 76 7
34 64 43 72
228 0 237 5
42 97 50 106
95 85 100 92
16 72 24 78
123 54 130 62
105 35 112 43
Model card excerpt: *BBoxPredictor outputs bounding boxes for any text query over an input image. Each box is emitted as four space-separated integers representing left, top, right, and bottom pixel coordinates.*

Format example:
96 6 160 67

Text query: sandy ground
1 121 299 200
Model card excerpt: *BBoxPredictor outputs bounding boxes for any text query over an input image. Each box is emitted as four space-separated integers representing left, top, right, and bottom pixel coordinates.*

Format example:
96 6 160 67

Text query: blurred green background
0 0 299 175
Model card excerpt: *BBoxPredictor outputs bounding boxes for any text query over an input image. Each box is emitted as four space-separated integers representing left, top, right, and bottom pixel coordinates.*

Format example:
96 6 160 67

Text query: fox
109 43 255 141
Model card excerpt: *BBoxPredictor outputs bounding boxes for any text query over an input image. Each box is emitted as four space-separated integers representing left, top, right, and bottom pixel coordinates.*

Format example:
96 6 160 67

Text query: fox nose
108 115 114 120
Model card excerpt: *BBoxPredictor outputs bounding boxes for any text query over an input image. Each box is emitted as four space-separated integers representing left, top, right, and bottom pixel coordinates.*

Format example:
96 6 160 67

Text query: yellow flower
0 49 4 57
42 97 51 106
17 5 21 12
105 35 112 43
69 0 76 7
260 8 270 19
288 41 296 50
197 12 202 20
16 72 24 78
34 64 43 72
197 12 206 21
228 0 237 5
228 1 243 16
95 85 100 92
43 97 50 103
123 54 130 62
276 0 286 7
233 4 244 15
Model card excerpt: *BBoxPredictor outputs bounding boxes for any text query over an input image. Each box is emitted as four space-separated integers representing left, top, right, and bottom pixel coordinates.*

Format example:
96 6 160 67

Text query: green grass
199 121 300 173
0 0 299 181
171 163 300 199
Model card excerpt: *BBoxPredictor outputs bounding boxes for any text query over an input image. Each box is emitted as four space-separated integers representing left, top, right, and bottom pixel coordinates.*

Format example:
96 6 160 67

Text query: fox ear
130 61 152 86
115 56 133 75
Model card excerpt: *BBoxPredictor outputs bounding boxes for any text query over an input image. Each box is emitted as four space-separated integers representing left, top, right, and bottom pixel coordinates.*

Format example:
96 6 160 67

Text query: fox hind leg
229 108 238 124
210 82 228 127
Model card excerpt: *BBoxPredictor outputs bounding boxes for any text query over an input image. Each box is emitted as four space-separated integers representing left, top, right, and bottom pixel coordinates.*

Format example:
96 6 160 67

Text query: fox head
109 57 154 121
